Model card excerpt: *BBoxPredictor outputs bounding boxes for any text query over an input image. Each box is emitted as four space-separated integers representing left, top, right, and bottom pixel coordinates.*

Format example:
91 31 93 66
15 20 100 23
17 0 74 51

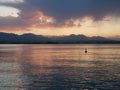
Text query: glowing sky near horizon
0 0 120 37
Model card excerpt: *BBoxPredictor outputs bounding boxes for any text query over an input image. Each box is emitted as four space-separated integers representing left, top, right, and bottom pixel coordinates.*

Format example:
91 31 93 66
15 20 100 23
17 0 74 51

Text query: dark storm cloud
0 16 31 30
0 0 120 30
2 0 120 20
25 0 120 21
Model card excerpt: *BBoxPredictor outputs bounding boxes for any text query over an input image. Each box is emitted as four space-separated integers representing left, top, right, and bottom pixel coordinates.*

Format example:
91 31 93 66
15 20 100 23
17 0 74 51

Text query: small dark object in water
85 49 87 53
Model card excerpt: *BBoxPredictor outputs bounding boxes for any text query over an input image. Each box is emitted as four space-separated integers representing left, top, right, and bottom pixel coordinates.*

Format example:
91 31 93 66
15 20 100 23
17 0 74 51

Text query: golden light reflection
18 45 99 70
0 44 120 89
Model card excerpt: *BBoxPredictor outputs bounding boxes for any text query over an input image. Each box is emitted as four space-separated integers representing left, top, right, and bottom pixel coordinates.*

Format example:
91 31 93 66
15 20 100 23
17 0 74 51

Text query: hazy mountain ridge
0 32 119 44
109 36 120 41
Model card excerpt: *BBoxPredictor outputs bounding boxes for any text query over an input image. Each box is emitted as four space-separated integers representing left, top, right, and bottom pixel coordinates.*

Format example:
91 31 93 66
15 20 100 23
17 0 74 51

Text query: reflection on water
0 44 120 90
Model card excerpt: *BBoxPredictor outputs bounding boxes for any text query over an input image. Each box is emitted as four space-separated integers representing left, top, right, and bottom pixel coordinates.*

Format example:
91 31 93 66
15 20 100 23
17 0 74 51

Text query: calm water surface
0 44 120 90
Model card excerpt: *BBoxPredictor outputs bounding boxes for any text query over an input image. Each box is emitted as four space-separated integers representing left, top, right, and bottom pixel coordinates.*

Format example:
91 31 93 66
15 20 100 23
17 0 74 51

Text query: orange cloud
0 9 82 32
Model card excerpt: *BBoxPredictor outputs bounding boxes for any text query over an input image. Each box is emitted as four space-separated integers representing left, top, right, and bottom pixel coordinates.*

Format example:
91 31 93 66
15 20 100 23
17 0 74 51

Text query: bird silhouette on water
85 48 87 53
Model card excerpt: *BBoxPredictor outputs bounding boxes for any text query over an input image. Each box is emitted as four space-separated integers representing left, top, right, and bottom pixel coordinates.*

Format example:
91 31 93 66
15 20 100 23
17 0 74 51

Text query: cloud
0 0 24 3
0 0 120 31
24 0 120 20
0 16 27 30
0 6 20 17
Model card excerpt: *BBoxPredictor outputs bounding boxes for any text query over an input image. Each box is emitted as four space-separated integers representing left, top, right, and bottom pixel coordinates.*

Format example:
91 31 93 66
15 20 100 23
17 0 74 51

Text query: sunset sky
0 0 120 37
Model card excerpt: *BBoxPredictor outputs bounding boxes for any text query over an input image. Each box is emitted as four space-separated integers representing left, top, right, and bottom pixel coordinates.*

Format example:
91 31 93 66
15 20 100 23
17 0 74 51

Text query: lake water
0 44 120 90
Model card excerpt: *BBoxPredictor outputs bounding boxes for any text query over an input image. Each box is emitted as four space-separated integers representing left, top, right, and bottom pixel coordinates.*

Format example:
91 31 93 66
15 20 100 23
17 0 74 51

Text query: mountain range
0 32 119 44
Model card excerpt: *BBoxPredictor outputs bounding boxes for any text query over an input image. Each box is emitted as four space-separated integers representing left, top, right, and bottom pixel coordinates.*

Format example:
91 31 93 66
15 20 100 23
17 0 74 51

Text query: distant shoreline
0 42 120 44
0 32 120 44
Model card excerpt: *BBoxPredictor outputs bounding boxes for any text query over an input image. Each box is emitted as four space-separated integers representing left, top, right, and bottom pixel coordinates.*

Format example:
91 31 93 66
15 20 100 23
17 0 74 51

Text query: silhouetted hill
0 32 19 43
20 33 49 43
0 32 119 44
109 36 120 41
49 34 117 43
0 32 49 44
